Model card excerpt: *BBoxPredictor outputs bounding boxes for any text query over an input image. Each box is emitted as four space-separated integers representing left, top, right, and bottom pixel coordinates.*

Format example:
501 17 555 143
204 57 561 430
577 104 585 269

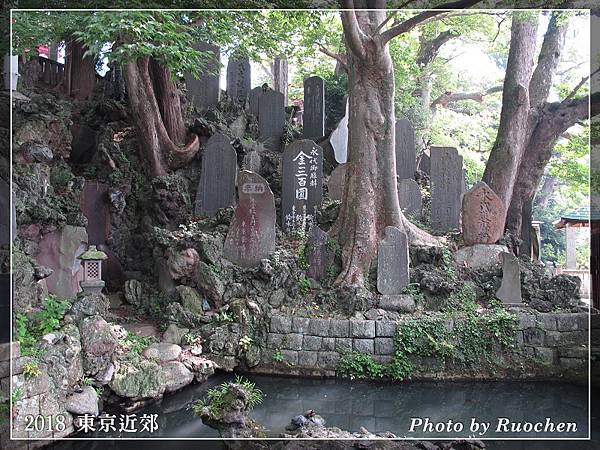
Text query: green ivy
337 350 386 380
337 308 517 382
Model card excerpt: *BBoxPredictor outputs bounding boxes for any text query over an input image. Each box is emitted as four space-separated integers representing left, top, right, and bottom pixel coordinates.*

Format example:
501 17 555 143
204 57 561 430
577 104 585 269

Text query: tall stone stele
78 245 108 294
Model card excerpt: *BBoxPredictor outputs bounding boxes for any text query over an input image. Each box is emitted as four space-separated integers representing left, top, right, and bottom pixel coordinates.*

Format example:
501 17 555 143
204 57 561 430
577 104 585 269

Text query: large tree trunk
482 12 539 218
505 96 589 240
62 36 96 100
123 56 199 177
331 5 439 287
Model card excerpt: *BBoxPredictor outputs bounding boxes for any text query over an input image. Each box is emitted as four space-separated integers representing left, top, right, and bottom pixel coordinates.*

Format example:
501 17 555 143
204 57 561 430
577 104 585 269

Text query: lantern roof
79 245 108 261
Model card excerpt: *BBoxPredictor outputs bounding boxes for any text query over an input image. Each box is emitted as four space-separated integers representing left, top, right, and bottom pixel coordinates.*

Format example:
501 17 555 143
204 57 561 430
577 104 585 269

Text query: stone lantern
78 245 107 294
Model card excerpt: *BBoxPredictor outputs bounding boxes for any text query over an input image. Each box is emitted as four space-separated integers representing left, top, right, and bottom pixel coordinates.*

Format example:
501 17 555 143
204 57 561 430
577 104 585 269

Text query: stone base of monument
455 244 509 270
80 280 105 294
378 295 415 313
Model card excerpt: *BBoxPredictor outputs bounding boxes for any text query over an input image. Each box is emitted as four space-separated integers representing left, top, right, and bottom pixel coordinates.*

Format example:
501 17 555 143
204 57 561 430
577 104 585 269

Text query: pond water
49 373 594 448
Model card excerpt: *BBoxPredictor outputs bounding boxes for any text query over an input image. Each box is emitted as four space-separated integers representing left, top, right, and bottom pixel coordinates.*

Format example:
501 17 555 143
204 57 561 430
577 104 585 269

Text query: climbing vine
337 307 518 381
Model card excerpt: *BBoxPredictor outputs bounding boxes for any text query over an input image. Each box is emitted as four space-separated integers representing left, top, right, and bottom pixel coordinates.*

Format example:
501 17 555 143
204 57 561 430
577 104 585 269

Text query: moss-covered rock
109 355 165 399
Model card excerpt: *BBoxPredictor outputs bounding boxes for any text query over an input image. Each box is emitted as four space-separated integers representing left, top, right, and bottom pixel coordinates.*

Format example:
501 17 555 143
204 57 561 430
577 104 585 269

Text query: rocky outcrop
79 315 119 384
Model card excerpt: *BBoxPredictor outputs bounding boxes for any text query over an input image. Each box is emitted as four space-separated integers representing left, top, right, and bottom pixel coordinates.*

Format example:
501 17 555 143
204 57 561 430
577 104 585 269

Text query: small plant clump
193 376 263 420
16 295 71 358
120 333 156 354
337 350 386 380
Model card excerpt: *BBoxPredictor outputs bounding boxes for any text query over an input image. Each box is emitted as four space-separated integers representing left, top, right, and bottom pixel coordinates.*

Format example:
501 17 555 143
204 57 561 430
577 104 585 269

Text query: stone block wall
0 341 74 449
259 310 589 378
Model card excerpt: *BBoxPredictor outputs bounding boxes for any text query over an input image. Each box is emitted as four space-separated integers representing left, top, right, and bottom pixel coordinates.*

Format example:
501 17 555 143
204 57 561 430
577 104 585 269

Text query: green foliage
441 247 457 280
193 376 263 420
37 295 71 335
337 350 386 380
297 275 311 294
297 243 309 270
16 295 71 358
12 387 24 404
271 349 284 363
443 282 478 314
121 333 155 355
338 307 517 382
402 283 425 304
215 310 235 323
239 335 254 353
548 126 589 199
23 361 41 379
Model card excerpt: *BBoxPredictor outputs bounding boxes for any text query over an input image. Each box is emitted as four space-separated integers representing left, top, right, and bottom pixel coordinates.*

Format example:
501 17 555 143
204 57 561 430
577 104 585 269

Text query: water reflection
50 374 590 446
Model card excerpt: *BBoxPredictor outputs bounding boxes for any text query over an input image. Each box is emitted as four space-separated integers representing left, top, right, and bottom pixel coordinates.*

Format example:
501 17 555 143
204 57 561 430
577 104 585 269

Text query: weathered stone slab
496 252 522 304
35 225 88 298
273 56 288 105
418 150 430 175
455 244 509 270
377 226 409 295
242 150 261 174
395 119 416 179
397 178 422 217
331 100 348 164
379 295 415 313
184 42 220 111
80 181 109 245
462 181 505 246
306 226 335 281
258 89 285 151
430 146 463 233
328 164 346 202
194 134 237 217
282 140 323 233
249 86 263 117
226 56 251 101
223 170 276 267
303 76 325 139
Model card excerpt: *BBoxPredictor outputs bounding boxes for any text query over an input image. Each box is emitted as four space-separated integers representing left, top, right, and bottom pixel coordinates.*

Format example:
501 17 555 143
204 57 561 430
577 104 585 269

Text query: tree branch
340 1 366 59
319 46 347 70
430 85 502 109
379 0 483 44
560 68 598 105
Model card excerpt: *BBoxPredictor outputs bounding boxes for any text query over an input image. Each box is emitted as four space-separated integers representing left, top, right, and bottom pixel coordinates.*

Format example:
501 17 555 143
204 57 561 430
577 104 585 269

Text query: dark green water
49 374 594 447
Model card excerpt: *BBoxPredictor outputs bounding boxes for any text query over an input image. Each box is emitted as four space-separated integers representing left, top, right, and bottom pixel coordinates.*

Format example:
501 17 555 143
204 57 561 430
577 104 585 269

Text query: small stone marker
395 119 417 180
273 56 288 105
258 89 285 151
249 86 263 117
243 150 261 174
223 170 276 267
418 150 430 175
226 56 251 101
303 76 325 139
377 226 409 295
195 134 238 217
461 181 505 246
282 140 323 233
306 226 334 281
430 146 463 233
328 164 347 201
184 42 220 111
331 101 349 164
397 179 422 217
496 252 522 304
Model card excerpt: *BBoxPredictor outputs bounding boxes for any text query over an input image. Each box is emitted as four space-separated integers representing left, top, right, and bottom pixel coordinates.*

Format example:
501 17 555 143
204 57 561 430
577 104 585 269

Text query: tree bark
504 13 581 246
332 4 441 287
505 97 589 240
149 58 187 146
61 35 95 100
123 56 199 177
534 175 558 210
482 12 539 216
